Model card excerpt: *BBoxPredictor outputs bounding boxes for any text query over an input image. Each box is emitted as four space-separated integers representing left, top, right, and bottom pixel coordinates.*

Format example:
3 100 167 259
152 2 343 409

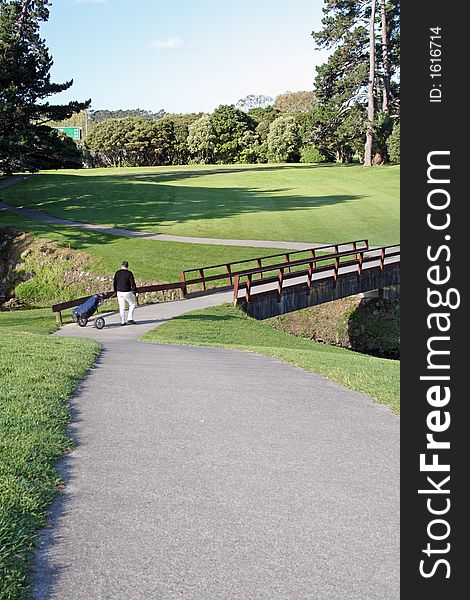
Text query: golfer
113 261 137 325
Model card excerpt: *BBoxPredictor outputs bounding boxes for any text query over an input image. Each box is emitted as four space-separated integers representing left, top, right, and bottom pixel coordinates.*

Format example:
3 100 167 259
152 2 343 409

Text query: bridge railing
180 239 369 294
50 239 374 323
50 282 187 324
233 245 400 304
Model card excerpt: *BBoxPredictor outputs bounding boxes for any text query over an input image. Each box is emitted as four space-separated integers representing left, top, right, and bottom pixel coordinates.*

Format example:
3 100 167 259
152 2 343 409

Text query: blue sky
42 0 329 114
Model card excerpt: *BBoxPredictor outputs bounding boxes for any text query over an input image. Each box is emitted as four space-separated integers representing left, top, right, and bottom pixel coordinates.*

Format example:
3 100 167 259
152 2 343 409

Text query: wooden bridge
51 239 400 322
232 244 400 319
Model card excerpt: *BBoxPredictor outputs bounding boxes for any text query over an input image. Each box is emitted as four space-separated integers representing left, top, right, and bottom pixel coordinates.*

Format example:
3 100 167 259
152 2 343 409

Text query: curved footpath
32 293 399 600
1 200 327 250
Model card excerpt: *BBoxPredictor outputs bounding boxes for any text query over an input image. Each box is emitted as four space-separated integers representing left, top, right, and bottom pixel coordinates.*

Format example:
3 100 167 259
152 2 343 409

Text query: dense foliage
310 0 400 164
83 103 332 167
1 1 400 172
386 121 400 163
267 116 302 163
0 0 90 174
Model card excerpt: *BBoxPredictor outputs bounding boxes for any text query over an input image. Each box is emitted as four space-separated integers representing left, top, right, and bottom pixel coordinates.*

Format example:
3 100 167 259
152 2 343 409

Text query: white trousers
117 291 136 323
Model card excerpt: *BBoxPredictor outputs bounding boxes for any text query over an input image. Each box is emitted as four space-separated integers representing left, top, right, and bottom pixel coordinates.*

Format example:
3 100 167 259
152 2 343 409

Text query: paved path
0 174 34 190
1 200 328 251
32 294 399 600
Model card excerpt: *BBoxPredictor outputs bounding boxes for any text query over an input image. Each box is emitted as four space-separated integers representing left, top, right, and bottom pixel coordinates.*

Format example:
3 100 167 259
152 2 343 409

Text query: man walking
113 261 137 325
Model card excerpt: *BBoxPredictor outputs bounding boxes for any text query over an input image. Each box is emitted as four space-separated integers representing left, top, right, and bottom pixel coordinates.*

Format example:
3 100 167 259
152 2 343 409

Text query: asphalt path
0 200 324 250
32 295 399 600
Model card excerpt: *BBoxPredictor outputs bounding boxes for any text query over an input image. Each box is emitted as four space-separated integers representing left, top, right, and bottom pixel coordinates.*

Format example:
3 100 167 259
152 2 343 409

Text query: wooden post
333 257 340 285
199 268 206 291
233 276 240 304
257 258 263 279
358 252 363 277
245 274 252 303
180 272 188 297
307 262 313 289
277 268 284 300
226 263 233 286
55 311 63 325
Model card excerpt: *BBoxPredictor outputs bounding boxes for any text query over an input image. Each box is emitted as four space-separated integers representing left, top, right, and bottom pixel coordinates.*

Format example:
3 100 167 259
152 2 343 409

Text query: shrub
387 122 400 164
267 116 302 163
300 145 327 164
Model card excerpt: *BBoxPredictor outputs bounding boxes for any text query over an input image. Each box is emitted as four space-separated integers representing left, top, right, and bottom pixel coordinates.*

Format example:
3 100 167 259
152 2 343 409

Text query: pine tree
311 0 399 164
0 0 91 174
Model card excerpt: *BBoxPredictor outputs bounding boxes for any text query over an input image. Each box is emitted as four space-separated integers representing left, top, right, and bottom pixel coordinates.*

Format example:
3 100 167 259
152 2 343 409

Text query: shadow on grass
347 298 400 359
3 166 365 234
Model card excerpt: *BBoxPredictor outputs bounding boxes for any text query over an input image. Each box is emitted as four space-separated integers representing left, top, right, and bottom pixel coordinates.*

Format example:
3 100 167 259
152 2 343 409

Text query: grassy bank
2 164 400 245
0 309 99 598
142 304 400 414
1 212 280 286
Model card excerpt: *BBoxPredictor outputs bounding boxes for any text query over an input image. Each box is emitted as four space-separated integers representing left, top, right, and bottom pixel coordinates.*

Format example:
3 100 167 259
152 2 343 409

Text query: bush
267 116 302 163
387 122 400 164
300 145 327 164
239 143 268 164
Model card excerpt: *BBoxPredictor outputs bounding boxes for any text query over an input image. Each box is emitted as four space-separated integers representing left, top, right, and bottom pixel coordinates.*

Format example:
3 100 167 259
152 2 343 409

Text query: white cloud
150 37 186 50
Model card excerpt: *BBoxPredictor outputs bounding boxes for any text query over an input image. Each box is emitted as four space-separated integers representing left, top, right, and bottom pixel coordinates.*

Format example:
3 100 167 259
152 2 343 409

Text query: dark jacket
113 269 137 293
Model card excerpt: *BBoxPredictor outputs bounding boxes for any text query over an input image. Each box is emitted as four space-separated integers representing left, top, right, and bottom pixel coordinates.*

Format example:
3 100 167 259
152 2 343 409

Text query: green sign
54 127 82 140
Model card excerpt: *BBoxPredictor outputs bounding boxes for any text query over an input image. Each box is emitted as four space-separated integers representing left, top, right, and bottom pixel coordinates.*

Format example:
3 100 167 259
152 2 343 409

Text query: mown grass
142 304 400 414
0 309 99 598
0 307 58 334
1 212 281 286
1 163 400 245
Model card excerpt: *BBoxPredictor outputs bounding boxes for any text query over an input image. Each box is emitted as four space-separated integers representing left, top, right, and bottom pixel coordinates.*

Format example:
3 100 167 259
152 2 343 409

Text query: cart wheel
95 317 105 330
78 317 88 327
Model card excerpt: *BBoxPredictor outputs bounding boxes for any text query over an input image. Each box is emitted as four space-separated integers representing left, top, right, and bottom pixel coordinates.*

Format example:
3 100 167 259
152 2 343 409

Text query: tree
273 91 317 113
267 116 302 163
364 0 377 166
29 128 84 169
312 0 400 164
85 118 135 167
236 94 273 111
386 121 399 163
210 105 255 163
0 0 91 174
161 113 203 164
88 108 166 126
300 144 327 164
187 115 216 164
85 117 177 167
246 106 281 144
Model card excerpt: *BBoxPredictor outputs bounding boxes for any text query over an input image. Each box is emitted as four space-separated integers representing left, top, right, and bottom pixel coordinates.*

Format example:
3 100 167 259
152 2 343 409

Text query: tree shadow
347 298 400 359
9 167 366 234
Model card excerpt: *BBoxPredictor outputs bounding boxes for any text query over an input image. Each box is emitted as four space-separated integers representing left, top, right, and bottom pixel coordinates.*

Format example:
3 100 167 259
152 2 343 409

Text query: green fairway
142 304 400 414
0 212 281 286
2 163 400 245
0 309 99 598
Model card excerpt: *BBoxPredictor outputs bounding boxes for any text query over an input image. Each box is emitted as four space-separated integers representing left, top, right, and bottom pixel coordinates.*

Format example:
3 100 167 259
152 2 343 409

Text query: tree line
0 0 400 175
82 104 324 168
